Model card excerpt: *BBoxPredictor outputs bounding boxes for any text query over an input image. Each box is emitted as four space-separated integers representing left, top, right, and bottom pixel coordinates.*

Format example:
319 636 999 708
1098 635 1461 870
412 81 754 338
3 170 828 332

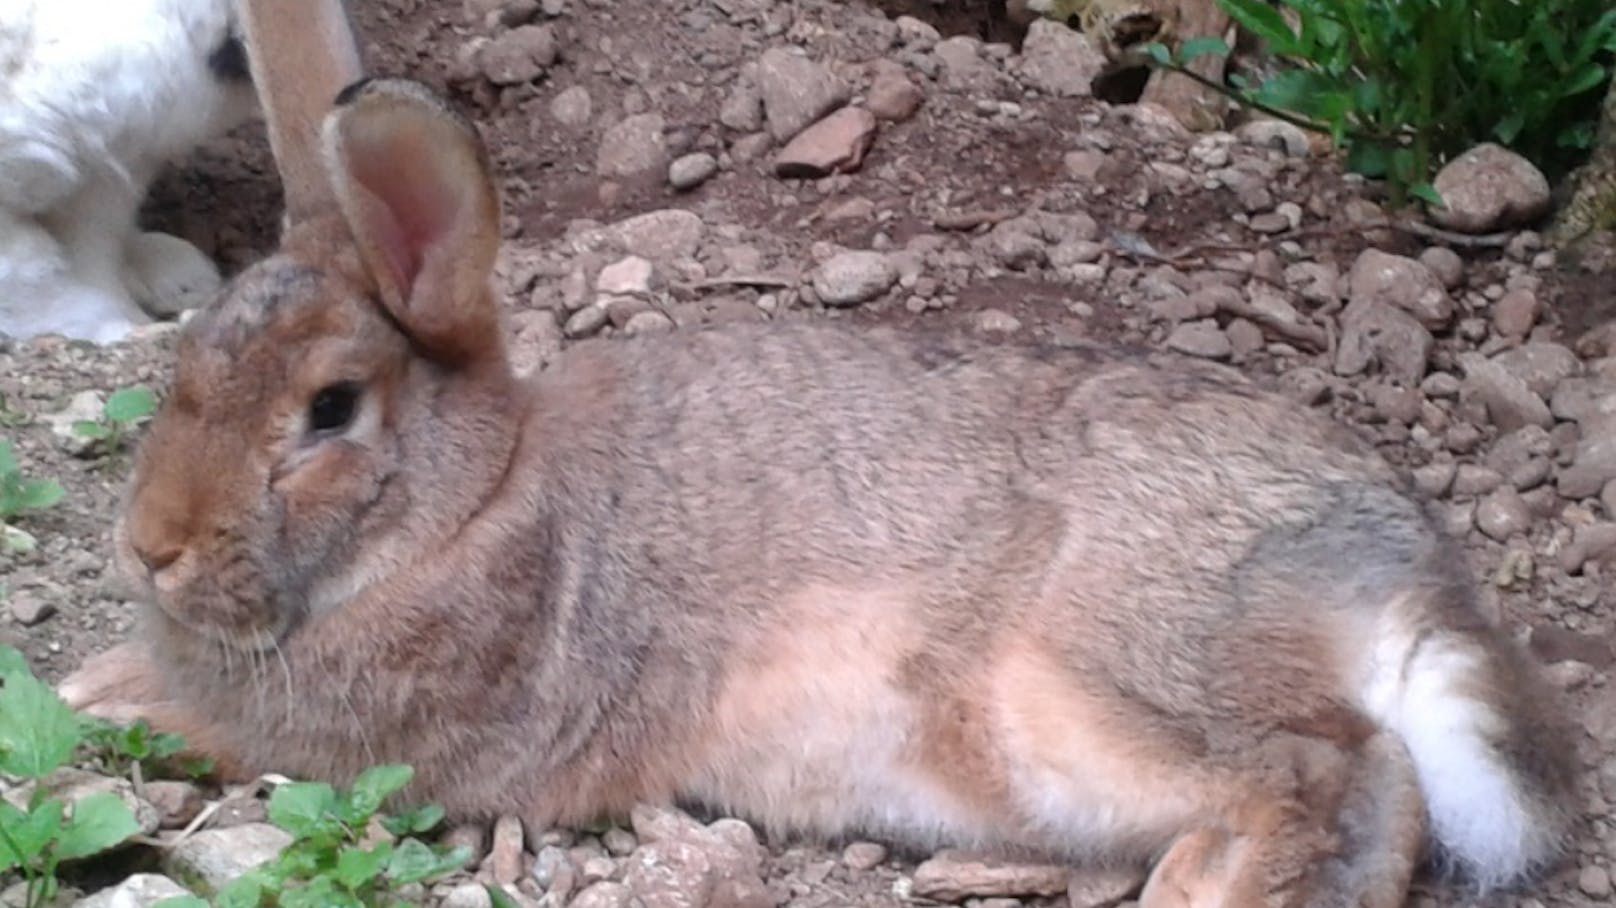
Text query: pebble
974 308 1022 334
478 24 558 85
490 815 526 886
597 256 654 296
841 842 887 871
596 113 668 177
1166 319 1232 360
1580 865 1613 899
1015 19 1106 97
811 251 897 306
1476 487 1532 541
440 882 494 908
549 85 592 128
72 874 191 908
669 153 719 190
8 591 55 626
166 824 292 892
571 881 635 908
866 71 924 122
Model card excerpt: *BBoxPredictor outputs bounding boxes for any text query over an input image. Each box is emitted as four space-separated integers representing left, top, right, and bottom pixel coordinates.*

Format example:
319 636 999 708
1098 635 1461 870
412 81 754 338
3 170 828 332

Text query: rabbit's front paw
122 232 222 317
58 642 168 725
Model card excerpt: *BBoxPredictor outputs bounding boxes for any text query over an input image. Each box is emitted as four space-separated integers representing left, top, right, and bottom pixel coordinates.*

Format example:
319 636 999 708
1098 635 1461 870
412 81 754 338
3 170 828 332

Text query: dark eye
308 383 361 434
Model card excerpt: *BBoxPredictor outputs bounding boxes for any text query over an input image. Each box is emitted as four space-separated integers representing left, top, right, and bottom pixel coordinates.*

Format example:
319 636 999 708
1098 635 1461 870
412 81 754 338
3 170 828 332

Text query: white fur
0 0 258 343
1359 605 1552 890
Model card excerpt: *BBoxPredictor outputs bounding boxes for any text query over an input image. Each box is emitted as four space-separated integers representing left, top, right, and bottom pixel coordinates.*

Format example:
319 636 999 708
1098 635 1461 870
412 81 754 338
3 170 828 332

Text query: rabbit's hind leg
1136 731 1424 908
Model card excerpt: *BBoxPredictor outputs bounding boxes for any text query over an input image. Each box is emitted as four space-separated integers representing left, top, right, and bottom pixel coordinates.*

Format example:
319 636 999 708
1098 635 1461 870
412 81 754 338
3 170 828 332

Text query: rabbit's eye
308 383 361 434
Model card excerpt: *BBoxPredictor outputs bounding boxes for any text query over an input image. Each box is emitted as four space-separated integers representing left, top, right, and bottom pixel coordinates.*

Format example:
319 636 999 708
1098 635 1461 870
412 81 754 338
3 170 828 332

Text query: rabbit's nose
133 540 185 575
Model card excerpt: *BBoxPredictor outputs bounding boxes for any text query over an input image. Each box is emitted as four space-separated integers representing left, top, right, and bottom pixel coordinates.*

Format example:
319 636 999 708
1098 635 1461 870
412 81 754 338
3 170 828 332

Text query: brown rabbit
59 48 1575 908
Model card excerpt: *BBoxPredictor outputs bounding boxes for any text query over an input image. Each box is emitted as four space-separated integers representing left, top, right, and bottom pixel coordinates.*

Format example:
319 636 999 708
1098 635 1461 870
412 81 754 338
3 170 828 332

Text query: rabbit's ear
235 0 365 228
322 79 504 365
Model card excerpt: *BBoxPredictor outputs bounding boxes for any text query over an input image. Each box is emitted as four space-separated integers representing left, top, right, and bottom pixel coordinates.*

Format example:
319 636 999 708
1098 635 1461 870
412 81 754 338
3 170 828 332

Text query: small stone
490 815 525 886
624 840 715 908
607 210 705 262
602 827 638 856
1475 488 1532 541
1348 249 1452 329
1334 299 1432 387
866 71 924 121
564 305 609 338
1234 119 1311 157
550 85 592 128
624 311 675 336
774 107 878 179
1452 464 1503 497
842 842 887 871
756 48 849 142
596 113 668 177
44 390 105 457
532 845 572 889
1015 19 1105 97
1166 320 1232 360
1418 247 1464 288
911 850 1070 901
729 132 773 163
812 251 897 306
143 780 205 829
669 153 719 190
441 882 494 908
719 79 765 133
1579 865 1613 899
597 256 654 296
571 881 635 908
1062 150 1107 181
166 824 293 892
1430 143 1552 233
8 591 55 626
478 25 558 85
1492 288 1540 337
974 308 1022 334
1412 461 1456 497
1557 523 1616 574
1494 342 1579 397
1457 352 1552 433
72 874 192 908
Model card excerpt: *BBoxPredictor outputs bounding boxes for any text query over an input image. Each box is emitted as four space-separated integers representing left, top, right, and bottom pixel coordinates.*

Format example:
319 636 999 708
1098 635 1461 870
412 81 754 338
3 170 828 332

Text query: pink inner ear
347 130 462 298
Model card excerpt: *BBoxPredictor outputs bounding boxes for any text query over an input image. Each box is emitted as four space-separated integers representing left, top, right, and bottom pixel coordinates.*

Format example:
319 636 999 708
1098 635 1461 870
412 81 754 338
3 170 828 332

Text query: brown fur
60 74 1578 907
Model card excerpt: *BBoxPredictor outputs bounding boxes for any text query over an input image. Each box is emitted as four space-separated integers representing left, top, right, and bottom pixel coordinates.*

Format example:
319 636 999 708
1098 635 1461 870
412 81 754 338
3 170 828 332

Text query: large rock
1347 249 1452 329
756 48 849 142
1429 143 1551 233
1015 19 1105 97
478 24 558 85
1457 352 1553 434
604 210 705 262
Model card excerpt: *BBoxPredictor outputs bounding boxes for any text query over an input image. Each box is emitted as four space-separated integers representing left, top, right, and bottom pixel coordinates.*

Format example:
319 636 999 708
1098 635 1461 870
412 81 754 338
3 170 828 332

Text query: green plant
73 386 159 458
1142 0 1616 206
0 441 64 555
82 717 207 783
156 766 474 908
1 646 143 908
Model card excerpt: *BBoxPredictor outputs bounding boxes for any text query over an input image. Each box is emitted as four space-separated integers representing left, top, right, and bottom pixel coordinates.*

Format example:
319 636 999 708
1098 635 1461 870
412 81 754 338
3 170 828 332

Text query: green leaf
55 791 141 860
334 840 394 890
0 653 85 778
216 871 268 908
345 764 413 822
267 781 340 839
381 804 444 837
1177 36 1230 64
1137 41 1171 66
104 387 159 424
0 440 17 475
71 420 110 440
153 898 211 908
150 731 188 760
14 478 63 512
1411 183 1445 208
386 838 471 886
0 799 64 869
280 876 365 908
487 885 521 908
1218 0 1299 55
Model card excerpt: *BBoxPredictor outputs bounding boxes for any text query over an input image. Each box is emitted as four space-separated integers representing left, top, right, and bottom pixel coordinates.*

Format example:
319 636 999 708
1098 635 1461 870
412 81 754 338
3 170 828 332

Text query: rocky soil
3 1 1616 906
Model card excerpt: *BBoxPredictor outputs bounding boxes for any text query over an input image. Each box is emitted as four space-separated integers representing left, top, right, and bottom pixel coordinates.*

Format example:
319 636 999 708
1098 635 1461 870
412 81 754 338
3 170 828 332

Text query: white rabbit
0 0 259 343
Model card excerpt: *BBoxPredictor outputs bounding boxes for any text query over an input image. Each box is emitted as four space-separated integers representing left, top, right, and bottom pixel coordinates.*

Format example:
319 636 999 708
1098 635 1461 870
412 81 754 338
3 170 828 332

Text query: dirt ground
3 1 1615 906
